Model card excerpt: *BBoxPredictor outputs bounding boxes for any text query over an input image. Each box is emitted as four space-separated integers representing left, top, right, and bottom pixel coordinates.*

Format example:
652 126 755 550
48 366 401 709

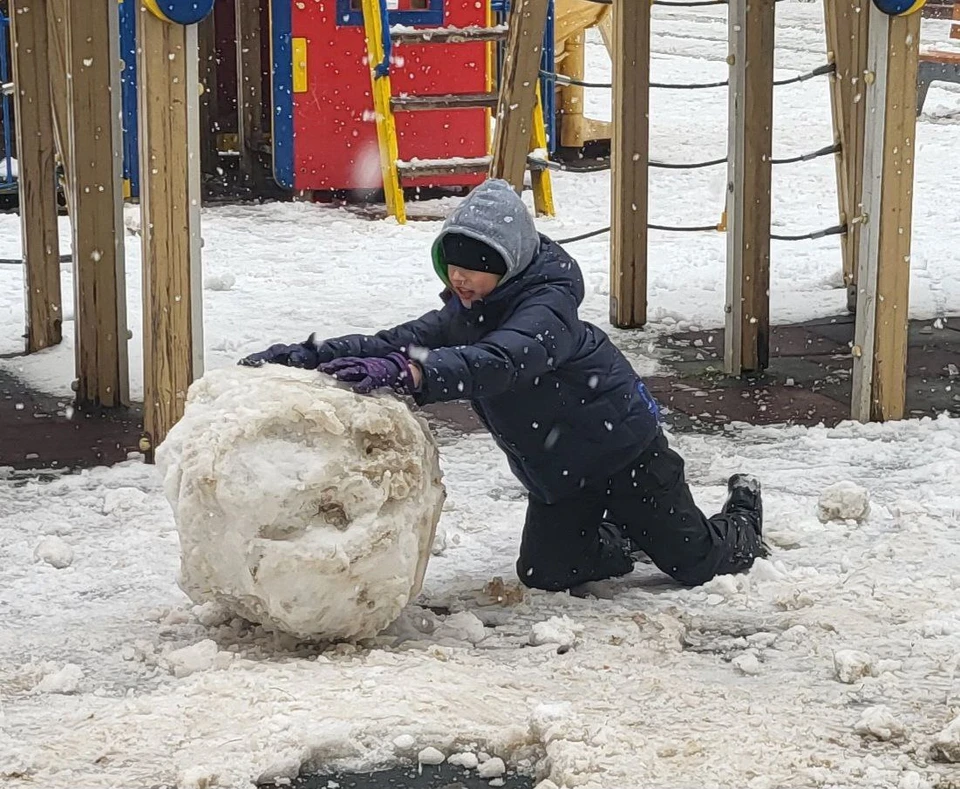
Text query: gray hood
431 179 540 288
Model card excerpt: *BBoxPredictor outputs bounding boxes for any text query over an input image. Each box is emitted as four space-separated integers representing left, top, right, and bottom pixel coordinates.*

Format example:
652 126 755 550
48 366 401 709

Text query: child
241 179 767 592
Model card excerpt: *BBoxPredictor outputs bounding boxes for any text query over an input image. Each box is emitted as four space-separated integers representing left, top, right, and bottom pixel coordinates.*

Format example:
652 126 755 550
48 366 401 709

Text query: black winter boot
723 474 769 557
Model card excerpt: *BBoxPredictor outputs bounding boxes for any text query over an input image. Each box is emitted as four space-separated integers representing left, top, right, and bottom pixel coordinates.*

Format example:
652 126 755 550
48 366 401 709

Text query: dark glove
238 333 328 369
319 352 416 395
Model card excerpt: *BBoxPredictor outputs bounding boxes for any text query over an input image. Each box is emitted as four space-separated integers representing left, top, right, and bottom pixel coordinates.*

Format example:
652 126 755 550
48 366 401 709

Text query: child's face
448 265 501 306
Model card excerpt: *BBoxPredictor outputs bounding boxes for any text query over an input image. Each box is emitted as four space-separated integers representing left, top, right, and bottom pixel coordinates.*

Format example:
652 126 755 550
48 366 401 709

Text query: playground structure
0 0 610 202
528 0 927 424
3 0 934 462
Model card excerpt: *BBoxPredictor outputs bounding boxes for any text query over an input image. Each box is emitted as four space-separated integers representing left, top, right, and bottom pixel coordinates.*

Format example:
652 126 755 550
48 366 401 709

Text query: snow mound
817 481 870 523
156 366 445 641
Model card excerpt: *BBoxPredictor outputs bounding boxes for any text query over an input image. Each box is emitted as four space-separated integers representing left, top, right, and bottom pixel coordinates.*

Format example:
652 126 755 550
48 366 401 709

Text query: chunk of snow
417 747 445 765
817 481 870 523
33 536 74 569
529 616 578 647
833 649 875 683
155 366 445 641
204 272 236 292
102 486 149 514
933 715 960 762
435 611 487 644
853 705 906 741
193 601 231 628
534 782 560 789
899 771 930 789
449 752 479 769
732 653 761 675
477 757 505 778
33 663 82 694
256 754 303 785
392 734 416 751
163 639 220 679
176 766 220 789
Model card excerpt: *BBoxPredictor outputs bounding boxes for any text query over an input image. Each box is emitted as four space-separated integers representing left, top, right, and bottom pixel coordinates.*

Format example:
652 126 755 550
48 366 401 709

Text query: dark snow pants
516 431 764 591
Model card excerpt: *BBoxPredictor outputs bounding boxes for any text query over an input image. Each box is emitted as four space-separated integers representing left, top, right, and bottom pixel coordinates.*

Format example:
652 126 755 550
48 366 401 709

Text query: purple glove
319 352 417 395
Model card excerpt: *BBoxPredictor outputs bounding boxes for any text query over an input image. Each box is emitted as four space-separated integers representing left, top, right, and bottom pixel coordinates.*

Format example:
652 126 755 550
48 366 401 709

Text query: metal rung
396 156 492 179
391 92 499 112
389 25 508 44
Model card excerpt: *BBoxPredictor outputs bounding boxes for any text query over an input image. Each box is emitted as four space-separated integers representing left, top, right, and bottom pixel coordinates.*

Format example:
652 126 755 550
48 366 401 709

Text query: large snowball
156 366 445 641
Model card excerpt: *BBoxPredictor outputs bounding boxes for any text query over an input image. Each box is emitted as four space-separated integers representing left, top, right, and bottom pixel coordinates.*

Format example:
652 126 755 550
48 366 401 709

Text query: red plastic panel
290 0 489 191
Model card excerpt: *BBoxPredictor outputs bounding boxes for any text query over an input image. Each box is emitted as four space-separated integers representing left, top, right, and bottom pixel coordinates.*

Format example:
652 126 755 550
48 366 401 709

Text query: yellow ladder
359 0 553 224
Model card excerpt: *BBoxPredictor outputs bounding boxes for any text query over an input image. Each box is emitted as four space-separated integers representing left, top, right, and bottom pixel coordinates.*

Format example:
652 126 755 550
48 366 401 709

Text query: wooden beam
65 0 129 407
851 6 920 422
823 0 869 313
609 0 651 329
490 0 551 192
724 0 775 374
10 0 63 353
45 0 72 212
137 10 204 451
236 0 263 187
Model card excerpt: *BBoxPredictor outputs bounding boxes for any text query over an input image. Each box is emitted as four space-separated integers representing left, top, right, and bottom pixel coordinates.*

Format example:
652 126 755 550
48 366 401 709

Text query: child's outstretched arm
239 302 454 369
412 286 580 404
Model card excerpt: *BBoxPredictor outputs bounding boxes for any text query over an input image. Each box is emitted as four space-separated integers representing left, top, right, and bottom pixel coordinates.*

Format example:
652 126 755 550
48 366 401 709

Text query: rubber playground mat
643 314 960 432
260 763 533 789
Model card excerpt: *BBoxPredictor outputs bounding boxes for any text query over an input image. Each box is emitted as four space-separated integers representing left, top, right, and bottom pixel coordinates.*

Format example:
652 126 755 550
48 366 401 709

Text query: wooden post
45 0 72 212
823 0 869 313
236 0 263 187
10 0 63 352
137 9 204 451
65 0 129 407
198 12 220 177
490 0 551 191
609 0 651 329
724 0 775 374
851 6 920 422
554 0 612 148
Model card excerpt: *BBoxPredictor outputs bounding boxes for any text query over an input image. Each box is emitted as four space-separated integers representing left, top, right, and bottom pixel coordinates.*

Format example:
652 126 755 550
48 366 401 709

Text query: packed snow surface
156 366 445 641
1 4 960 788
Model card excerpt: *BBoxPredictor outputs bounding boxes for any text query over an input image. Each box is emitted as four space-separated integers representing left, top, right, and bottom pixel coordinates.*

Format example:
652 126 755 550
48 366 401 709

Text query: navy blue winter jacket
316 180 660 503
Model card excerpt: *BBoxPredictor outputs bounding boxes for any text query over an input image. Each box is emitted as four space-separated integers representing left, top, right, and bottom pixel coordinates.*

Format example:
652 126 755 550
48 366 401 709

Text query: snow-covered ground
2 4 960 788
